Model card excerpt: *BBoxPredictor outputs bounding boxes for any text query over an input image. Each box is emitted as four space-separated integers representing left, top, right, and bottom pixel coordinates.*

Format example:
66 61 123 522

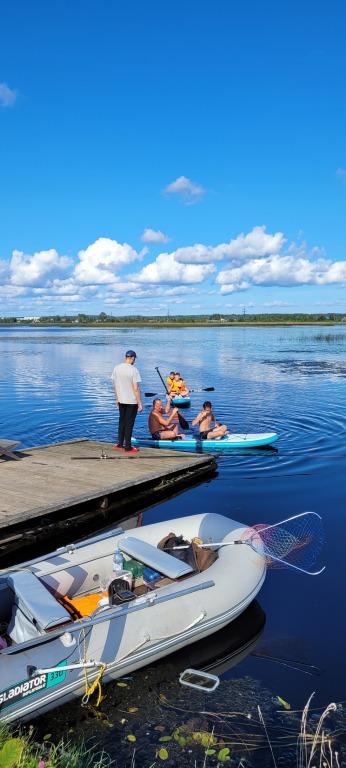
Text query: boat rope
149 610 206 641
77 611 206 707
114 610 206 665
82 662 108 707
79 628 107 707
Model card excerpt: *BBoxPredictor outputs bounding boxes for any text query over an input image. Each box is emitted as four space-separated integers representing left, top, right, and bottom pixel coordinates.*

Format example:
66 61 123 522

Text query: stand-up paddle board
132 432 279 450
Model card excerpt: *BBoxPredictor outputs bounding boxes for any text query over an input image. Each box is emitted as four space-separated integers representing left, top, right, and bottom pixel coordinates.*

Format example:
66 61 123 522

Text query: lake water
1 324 345 765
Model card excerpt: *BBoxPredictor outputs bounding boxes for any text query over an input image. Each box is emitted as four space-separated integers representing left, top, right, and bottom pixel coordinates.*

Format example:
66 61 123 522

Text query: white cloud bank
129 252 215 284
10 249 72 286
1 226 346 311
216 226 346 294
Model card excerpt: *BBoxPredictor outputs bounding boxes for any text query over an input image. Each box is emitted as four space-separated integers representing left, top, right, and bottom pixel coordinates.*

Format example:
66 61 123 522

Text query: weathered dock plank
0 438 216 531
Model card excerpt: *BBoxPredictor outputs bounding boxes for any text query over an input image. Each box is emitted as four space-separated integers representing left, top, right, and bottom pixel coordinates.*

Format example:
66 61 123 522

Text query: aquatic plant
0 723 114 768
1 692 344 767
308 333 346 343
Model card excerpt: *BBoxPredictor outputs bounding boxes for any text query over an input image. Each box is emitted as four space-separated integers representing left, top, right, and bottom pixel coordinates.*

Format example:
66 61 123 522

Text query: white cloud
129 252 215 284
262 300 296 307
10 249 72 286
172 227 287 265
74 237 144 284
336 167 346 182
140 228 171 243
217 252 346 294
163 175 205 205
224 226 286 260
0 259 10 280
0 82 17 107
173 244 223 264
0 284 27 298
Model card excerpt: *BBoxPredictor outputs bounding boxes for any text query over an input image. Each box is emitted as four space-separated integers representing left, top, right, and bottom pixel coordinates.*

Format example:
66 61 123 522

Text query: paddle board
171 395 191 407
132 432 279 450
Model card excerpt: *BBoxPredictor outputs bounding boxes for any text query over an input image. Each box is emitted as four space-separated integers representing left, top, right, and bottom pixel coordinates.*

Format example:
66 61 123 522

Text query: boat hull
0 513 266 723
132 432 279 450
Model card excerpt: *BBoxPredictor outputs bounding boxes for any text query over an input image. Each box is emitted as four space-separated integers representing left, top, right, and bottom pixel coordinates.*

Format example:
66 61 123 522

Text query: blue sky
1 0 346 317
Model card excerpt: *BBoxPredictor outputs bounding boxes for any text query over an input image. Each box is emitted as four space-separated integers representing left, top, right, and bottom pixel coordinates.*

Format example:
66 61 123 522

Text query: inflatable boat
0 512 265 723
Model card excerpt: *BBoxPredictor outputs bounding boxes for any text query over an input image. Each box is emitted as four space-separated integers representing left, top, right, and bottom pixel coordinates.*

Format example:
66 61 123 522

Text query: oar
155 365 171 395
144 388 213 396
167 512 325 576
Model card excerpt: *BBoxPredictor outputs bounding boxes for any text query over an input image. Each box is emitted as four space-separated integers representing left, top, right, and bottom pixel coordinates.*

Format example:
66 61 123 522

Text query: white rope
114 611 206 664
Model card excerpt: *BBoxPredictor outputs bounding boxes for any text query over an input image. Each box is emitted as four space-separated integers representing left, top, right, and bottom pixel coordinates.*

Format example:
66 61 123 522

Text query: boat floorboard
0 438 216 531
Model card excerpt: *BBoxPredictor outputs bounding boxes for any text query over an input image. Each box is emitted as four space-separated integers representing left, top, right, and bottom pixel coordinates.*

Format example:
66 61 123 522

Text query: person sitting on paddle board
168 372 189 397
166 371 176 389
192 401 228 440
149 396 185 440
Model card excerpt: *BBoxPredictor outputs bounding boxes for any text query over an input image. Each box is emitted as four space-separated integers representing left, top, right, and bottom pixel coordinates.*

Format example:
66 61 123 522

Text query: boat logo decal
0 661 67 711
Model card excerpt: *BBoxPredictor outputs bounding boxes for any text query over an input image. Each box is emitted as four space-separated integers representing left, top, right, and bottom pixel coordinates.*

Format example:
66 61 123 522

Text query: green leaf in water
218 747 230 761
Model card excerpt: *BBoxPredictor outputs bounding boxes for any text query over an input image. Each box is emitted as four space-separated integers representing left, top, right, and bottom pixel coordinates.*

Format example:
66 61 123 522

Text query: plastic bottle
113 548 124 572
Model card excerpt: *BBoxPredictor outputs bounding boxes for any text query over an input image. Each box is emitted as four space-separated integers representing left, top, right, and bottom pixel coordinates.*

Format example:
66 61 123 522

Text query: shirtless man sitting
149 396 185 440
192 400 228 440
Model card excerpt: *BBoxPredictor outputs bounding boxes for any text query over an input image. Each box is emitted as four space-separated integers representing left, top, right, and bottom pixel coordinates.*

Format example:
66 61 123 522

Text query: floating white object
179 668 220 692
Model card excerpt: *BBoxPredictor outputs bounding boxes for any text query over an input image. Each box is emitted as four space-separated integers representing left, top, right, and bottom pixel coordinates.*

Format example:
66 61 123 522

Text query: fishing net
240 512 325 574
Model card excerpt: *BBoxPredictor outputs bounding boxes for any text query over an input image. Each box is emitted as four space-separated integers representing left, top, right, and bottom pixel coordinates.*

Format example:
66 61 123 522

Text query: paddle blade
177 412 189 430
189 387 215 393
145 392 158 397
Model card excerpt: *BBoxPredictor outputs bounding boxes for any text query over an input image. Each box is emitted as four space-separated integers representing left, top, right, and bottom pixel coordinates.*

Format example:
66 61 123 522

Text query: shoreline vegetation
0 312 345 328
1 693 343 767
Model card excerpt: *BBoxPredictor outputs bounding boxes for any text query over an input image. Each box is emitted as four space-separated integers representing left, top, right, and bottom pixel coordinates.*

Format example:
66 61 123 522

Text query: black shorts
151 429 171 440
198 431 209 440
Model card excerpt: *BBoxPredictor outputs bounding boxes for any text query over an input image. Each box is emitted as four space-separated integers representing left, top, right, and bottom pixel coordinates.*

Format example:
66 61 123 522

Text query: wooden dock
0 439 216 554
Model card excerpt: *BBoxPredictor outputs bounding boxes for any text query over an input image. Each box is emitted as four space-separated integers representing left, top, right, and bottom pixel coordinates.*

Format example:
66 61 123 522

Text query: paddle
155 365 171 395
143 398 189 430
167 512 325 576
144 387 214 396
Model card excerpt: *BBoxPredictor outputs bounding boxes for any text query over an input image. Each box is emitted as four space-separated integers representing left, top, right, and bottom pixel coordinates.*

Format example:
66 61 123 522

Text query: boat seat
118 537 194 579
7 570 72 643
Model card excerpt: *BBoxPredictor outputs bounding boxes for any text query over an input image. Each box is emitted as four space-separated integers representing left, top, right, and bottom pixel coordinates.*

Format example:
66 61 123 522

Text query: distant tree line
1 312 345 325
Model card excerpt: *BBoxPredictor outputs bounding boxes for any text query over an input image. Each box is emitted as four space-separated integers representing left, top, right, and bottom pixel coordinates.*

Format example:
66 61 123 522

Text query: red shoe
124 446 139 453
113 445 124 451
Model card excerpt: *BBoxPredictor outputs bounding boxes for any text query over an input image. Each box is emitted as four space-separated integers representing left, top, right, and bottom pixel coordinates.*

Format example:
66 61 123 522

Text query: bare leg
207 425 228 439
156 424 180 440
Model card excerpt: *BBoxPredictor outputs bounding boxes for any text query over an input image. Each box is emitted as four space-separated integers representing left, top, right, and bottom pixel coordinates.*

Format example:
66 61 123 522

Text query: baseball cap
125 350 137 358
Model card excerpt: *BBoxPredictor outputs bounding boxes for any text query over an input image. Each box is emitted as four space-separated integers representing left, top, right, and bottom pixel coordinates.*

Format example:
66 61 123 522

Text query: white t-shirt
111 362 141 404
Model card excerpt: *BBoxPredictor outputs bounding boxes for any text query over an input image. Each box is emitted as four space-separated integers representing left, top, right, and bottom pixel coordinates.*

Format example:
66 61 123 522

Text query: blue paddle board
171 395 191 407
132 432 279 450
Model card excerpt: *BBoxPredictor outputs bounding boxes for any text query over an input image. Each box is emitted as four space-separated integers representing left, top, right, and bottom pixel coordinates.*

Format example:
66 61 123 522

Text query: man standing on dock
111 350 142 453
